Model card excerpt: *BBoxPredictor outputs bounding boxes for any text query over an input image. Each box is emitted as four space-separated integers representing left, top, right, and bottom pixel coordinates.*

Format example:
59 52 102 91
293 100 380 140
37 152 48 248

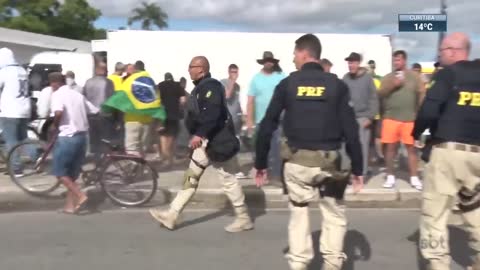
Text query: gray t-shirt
82 76 114 109
221 78 242 134
220 79 242 119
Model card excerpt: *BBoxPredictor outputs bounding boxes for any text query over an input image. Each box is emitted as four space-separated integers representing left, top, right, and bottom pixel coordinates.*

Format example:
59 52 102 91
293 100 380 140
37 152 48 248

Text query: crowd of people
0 40 439 203
0 37 445 209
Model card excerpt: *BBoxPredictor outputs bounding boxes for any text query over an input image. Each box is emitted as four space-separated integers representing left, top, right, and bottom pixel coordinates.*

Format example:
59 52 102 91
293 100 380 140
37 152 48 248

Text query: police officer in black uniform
412 32 480 270
254 34 364 270
150 56 253 233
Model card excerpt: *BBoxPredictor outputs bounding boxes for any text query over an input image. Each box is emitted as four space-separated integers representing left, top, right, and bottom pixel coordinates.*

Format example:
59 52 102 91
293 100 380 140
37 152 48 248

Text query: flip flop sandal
74 198 89 214
57 209 76 215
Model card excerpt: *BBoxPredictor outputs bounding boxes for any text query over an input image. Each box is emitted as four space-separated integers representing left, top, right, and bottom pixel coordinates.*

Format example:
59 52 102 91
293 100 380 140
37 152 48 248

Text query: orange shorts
381 119 415 145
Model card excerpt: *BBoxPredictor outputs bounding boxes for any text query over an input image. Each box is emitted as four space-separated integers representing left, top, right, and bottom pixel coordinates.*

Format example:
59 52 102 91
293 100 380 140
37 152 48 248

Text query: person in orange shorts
378 50 425 190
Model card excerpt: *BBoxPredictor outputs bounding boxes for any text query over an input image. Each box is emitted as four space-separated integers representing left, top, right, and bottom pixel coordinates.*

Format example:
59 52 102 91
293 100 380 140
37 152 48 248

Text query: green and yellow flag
102 71 166 120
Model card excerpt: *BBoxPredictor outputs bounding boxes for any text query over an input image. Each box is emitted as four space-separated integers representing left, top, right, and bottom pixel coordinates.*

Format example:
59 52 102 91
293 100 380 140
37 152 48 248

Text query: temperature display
398 14 447 32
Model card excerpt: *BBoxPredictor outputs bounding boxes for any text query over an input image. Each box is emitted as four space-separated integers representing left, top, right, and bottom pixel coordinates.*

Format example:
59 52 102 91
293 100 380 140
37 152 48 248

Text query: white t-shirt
36 84 84 119
51 85 99 137
37 86 52 118
0 48 31 118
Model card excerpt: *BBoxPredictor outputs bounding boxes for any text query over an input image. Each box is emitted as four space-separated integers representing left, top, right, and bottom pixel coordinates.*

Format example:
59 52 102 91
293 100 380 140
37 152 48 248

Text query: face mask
66 78 75 86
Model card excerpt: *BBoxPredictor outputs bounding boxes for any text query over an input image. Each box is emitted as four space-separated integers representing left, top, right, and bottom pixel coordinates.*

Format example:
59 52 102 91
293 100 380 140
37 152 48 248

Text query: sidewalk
0 153 423 212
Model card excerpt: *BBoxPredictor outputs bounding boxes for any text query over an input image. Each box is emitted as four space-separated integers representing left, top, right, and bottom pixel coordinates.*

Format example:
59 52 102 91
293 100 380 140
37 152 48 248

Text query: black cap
368 60 375 65
164 72 173 81
345 52 361 62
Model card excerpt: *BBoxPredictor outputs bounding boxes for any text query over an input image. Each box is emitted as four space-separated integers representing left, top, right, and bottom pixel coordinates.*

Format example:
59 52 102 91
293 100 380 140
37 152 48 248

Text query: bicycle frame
33 135 57 171
32 131 158 184
81 142 158 185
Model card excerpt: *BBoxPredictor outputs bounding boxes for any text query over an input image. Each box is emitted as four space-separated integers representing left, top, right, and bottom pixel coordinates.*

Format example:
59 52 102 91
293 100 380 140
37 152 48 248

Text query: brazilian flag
102 71 166 120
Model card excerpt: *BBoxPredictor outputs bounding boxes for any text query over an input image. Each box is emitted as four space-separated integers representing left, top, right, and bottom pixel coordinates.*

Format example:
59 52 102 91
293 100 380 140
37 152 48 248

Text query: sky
92 0 480 63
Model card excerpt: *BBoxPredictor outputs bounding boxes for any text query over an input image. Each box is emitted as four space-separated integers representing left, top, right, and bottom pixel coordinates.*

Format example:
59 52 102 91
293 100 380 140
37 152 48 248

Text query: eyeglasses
188 65 202 69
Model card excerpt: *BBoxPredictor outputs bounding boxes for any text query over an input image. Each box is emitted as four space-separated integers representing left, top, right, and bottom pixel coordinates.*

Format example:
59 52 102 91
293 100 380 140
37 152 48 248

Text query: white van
27 51 94 139
28 51 94 89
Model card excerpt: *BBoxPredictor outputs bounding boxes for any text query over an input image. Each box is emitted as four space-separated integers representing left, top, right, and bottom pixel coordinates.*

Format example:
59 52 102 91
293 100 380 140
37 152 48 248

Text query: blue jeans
1 118 29 171
53 133 87 180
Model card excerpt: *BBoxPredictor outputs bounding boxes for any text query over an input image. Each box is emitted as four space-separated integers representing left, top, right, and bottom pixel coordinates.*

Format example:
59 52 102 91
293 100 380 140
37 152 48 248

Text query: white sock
410 176 420 182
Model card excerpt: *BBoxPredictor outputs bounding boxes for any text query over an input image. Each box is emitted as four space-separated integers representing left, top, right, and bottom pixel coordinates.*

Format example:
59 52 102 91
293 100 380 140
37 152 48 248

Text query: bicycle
7 137 159 207
0 123 41 173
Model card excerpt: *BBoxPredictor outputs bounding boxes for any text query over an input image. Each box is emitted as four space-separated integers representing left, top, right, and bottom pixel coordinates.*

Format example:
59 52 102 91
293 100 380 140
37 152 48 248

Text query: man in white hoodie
0 48 32 175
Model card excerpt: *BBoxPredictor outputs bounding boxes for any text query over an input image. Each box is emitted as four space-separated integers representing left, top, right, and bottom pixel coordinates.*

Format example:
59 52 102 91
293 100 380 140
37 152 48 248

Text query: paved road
0 209 474 270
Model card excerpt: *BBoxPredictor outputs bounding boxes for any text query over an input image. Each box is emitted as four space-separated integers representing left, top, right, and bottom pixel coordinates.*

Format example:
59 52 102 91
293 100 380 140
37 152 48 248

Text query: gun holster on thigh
457 183 480 213
320 179 349 200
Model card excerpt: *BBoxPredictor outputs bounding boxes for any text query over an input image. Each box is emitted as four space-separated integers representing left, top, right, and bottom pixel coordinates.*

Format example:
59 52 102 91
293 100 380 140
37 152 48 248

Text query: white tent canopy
0 27 91 64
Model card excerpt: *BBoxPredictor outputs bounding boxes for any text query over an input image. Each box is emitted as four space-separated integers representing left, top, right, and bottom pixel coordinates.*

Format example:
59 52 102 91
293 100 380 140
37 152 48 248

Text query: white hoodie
0 48 31 118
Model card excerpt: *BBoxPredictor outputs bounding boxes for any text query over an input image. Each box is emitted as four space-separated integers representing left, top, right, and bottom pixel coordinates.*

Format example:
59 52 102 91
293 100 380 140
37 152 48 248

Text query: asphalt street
0 209 473 270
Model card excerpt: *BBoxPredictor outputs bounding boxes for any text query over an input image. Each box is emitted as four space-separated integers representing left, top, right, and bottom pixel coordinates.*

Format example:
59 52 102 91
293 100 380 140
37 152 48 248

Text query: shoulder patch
206 90 212 98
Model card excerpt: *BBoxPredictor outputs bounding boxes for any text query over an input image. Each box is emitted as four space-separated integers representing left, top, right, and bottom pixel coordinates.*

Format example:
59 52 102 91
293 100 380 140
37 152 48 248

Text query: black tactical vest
283 68 344 150
435 61 480 145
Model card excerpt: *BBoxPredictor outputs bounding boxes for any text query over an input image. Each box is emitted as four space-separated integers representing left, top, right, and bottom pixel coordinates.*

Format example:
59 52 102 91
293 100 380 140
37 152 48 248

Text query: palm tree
127 2 168 30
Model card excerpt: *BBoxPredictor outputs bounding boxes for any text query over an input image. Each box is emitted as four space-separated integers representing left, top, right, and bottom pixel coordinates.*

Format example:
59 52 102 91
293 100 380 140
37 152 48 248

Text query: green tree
128 2 168 30
93 28 107 40
0 0 58 34
0 0 14 22
49 0 101 40
0 0 102 41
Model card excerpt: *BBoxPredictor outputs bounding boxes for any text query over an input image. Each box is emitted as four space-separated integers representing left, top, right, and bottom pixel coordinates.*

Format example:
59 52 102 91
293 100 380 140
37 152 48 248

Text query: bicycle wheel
99 157 158 207
7 140 61 195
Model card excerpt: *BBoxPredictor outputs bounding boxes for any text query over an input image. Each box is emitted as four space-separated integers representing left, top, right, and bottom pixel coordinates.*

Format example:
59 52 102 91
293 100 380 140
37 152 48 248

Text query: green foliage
0 0 102 41
128 1 168 30
49 0 101 40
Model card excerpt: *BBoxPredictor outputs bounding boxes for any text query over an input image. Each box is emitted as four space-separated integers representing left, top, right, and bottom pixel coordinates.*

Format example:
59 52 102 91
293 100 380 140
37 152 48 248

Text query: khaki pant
124 122 151 155
420 143 480 270
284 162 347 270
170 142 246 212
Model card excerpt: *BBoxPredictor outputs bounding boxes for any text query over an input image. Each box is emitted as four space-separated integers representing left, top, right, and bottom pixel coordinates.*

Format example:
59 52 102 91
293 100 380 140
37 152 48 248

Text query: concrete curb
0 184 422 213
167 186 421 209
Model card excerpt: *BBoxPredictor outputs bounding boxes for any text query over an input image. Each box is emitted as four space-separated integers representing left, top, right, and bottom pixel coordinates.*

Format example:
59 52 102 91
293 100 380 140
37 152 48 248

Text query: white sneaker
235 172 250 179
410 177 423 190
383 175 396 189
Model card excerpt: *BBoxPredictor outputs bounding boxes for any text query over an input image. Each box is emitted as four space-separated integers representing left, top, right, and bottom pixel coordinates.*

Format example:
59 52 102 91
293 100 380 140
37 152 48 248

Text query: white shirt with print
0 48 31 118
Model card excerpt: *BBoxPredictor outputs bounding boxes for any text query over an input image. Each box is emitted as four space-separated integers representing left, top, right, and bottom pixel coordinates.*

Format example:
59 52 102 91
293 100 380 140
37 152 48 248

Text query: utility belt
280 139 351 181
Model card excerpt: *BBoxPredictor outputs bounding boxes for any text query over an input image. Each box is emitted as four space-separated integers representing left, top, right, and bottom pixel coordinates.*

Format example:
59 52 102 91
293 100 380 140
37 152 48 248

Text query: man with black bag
149 56 253 233
255 34 364 270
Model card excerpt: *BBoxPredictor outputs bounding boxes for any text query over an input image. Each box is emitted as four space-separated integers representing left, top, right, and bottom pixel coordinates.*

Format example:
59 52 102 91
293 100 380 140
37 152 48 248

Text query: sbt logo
297 86 325 97
457 91 480 106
